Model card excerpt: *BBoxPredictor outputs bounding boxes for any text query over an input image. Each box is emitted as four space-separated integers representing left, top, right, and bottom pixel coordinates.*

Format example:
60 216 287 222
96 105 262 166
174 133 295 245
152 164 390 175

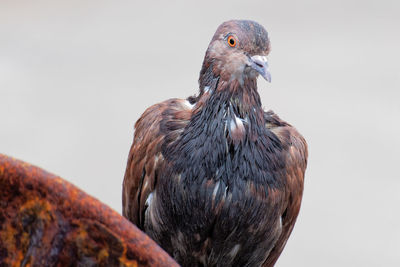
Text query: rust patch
0 154 178 266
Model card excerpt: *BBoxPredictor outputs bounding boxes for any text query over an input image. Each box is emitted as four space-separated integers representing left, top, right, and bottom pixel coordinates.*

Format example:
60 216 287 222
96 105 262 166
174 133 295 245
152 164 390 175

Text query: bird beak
250 55 271 82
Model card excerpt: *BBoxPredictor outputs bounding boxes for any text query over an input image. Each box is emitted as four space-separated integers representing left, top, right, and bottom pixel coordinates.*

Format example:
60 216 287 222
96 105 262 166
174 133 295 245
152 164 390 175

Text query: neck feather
193 64 264 123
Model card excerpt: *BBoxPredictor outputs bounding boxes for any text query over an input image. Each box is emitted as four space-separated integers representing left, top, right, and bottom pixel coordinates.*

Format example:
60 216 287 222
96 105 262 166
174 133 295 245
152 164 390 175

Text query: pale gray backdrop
1 0 399 266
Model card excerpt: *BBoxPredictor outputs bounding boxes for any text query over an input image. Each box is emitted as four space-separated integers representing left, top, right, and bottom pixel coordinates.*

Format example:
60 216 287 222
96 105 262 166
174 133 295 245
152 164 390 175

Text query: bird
122 20 308 267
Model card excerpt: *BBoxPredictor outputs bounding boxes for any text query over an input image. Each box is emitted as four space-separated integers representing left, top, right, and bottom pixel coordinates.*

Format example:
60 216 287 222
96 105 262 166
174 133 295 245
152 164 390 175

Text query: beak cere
250 55 271 82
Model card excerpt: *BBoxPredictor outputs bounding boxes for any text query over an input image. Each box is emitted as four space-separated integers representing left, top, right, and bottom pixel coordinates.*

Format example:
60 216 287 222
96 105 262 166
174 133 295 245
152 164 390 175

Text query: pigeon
123 20 308 267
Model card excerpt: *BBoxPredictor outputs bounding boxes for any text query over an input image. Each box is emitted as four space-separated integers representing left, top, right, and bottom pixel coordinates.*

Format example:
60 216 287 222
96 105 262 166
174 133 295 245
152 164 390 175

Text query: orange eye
227 35 237 47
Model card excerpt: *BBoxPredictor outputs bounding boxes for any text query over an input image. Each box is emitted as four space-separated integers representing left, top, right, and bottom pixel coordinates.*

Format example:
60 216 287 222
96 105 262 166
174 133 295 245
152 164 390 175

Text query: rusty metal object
0 154 178 267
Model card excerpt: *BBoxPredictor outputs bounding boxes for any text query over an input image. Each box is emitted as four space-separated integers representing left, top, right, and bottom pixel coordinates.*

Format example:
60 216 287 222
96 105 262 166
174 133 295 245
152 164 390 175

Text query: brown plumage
123 20 308 267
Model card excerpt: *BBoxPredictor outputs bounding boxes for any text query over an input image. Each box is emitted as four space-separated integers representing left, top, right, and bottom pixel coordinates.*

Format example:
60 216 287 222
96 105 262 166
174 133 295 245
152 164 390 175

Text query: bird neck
163 64 283 188
194 64 264 123
164 69 281 188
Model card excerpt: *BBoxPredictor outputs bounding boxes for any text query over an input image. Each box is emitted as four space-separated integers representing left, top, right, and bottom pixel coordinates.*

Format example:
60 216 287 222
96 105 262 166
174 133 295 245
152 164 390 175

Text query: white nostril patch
255 62 263 68
251 55 268 65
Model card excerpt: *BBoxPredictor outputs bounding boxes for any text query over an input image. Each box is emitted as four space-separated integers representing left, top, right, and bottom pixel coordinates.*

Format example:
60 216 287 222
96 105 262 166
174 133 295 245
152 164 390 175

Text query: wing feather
263 111 308 266
122 98 191 228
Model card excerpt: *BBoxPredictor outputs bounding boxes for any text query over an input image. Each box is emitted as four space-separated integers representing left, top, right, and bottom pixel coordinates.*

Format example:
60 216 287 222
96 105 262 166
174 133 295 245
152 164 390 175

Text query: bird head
200 20 271 88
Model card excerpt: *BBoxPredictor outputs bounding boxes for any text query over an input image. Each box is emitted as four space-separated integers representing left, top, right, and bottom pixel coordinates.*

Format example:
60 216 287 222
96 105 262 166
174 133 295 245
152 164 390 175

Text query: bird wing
122 98 191 228
262 110 308 267
0 153 178 266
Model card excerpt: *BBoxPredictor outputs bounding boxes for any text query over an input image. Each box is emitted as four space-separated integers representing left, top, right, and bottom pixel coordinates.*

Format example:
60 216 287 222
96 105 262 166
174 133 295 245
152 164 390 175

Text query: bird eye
227 36 237 47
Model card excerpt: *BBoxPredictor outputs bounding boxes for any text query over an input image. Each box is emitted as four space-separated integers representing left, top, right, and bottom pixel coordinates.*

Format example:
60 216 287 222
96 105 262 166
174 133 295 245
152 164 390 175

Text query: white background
1 1 399 266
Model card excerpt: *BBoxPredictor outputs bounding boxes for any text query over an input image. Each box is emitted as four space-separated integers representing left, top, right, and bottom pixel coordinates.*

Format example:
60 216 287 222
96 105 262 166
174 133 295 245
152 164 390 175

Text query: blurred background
1 0 399 266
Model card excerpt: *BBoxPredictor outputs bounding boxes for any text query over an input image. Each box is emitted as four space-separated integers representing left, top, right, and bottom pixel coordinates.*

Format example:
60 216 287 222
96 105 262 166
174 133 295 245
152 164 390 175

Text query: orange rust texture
0 154 178 267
